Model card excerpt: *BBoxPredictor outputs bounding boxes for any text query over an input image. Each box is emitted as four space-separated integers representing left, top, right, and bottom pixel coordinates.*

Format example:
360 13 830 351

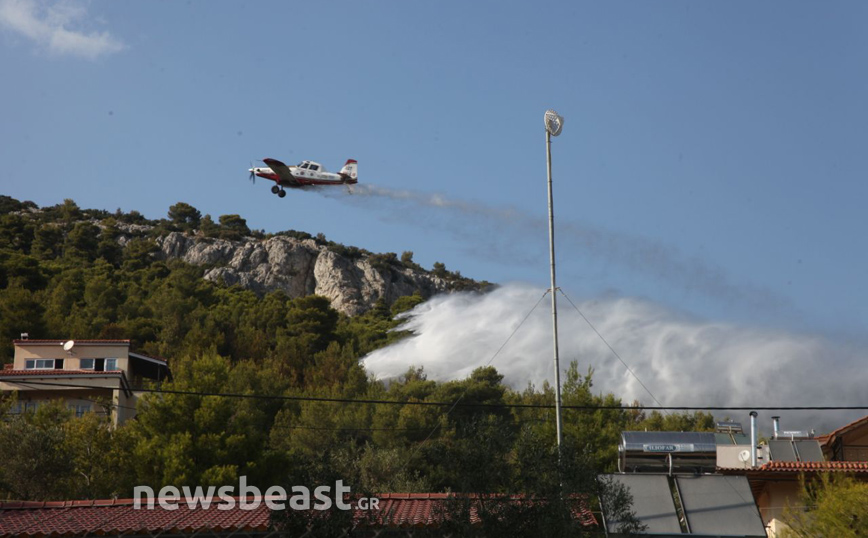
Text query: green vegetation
0 196 709 532
782 474 868 537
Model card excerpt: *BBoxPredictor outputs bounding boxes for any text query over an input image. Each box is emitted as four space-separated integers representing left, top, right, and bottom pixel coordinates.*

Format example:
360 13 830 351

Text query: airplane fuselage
248 158 358 198
251 160 357 188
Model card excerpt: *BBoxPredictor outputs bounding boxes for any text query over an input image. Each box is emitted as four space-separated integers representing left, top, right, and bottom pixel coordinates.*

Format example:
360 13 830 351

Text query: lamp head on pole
544 109 564 137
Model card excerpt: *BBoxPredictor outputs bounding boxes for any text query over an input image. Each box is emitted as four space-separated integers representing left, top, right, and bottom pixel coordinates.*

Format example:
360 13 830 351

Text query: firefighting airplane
248 158 358 197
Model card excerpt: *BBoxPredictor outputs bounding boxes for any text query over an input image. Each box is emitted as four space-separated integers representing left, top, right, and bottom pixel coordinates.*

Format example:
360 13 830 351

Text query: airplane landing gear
271 185 280 194
278 189 286 198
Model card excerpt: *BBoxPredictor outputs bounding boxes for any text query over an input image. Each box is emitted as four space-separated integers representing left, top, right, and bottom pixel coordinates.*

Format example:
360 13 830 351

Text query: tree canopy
0 196 711 531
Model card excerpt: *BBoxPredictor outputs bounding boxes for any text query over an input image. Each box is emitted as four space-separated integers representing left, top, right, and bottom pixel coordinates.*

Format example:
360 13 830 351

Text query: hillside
0 195 486 361
0 194 714 528
0 196 486 313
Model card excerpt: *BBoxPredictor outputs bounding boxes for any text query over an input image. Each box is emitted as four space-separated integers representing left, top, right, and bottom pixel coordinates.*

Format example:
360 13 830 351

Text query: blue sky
1 0 867 339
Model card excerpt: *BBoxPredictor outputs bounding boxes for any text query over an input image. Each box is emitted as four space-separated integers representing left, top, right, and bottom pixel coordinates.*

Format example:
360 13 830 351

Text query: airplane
248 158 358 197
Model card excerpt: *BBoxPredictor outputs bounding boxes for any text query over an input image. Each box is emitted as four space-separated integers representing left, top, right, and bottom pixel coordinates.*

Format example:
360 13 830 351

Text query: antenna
62 340 75 352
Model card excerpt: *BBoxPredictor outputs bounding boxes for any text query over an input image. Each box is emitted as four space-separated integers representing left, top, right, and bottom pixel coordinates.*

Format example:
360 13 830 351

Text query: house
0 338 170 425
716 414 868 537
819 414 868 462
603 427 767 537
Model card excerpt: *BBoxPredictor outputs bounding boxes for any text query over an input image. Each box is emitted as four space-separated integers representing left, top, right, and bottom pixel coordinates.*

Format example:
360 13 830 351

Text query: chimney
20 333 28 340
750 411 758 467
772 416 780 439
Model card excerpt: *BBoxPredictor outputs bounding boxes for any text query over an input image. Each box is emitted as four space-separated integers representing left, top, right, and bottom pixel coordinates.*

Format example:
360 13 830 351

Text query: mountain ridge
0 196 488 316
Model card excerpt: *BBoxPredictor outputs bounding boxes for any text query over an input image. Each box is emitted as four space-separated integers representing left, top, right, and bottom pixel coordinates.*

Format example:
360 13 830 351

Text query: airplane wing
262 158 300 186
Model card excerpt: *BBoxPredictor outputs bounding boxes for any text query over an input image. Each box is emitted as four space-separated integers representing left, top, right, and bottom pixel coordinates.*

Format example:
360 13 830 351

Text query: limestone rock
155 232 450 315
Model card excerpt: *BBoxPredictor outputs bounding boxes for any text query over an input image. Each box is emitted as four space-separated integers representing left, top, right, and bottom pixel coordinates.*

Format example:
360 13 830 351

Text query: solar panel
794 440 825 462
602 474 682 534
769 439 798 461
714 433 735 445
675 475 766 536
731 433 751 445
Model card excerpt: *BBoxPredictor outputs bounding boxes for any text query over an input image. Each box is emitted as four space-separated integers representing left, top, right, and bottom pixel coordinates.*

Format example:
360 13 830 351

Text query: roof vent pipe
772 416 780 440
750 411 758 468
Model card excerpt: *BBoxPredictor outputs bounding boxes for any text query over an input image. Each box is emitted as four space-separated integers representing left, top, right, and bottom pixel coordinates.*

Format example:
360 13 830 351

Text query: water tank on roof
619 431 718 474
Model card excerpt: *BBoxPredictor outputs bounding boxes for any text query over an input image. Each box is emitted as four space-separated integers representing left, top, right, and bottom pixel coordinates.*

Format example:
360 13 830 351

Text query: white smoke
321 185 789 312
362 284 867 433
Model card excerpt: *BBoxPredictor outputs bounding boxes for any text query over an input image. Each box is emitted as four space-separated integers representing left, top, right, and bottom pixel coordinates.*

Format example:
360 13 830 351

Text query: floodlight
544 109 564 136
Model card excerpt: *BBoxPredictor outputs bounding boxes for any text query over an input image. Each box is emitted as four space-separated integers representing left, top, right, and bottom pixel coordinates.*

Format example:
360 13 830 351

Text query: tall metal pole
546 128 564 453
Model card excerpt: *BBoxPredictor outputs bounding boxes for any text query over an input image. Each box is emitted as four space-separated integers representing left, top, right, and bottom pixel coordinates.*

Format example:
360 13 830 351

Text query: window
310 164 319 171
25 359 59 369
105 358 118 371
24 401 39 412
69 404 91 418
80 358 94 370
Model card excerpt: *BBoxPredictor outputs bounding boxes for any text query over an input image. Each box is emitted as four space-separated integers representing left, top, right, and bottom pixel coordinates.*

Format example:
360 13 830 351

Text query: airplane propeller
248 162 256 184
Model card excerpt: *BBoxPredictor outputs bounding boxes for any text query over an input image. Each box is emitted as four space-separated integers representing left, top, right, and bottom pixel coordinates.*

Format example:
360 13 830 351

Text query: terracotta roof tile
721 461 868 474
759 461 868 473
0 494 598 537
820 414 868 447
0 498 269 537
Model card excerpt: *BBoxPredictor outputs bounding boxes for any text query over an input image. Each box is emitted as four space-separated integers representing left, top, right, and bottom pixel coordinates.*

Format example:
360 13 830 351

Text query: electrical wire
5 380 868 411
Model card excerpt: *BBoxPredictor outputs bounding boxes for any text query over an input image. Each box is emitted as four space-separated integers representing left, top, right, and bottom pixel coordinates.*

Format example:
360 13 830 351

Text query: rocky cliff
155 232 451 316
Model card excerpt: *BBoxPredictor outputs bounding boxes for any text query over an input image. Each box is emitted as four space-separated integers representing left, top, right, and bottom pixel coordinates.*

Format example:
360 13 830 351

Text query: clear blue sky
1 1 866 338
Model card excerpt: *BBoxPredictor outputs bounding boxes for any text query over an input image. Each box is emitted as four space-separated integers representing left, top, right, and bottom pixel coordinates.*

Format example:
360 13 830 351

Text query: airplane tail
339 159 358 184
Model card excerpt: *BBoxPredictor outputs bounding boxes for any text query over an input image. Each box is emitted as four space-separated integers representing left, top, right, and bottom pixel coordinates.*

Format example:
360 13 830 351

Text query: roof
370 493 597 528
754 461 868 473
0 494 598 537
0 370 132 397
129 352 168 364
820 414 868 447
0 498 269 538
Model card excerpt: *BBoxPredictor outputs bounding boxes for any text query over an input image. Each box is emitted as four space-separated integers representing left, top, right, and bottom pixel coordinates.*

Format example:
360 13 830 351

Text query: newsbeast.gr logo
133 477 380 511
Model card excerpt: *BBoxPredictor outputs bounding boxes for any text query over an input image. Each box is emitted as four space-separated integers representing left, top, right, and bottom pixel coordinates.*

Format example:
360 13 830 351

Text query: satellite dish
544 109 564 137
62 340 75 352
738 449 752 463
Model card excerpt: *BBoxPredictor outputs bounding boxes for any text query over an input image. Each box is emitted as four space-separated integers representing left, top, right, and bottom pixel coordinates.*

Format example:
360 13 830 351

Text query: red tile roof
373 493 449 527
758 461 868 473
0 498 269 538
0 494 598 537
721 461 868 475
819 414 868 447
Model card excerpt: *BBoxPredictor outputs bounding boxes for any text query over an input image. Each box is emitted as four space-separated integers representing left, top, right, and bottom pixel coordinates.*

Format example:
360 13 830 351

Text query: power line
6 380 868 412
